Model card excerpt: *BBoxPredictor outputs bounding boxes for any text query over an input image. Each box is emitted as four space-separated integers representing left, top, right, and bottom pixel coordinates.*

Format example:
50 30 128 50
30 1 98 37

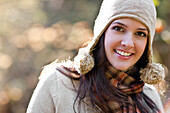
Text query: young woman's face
104 18 148 71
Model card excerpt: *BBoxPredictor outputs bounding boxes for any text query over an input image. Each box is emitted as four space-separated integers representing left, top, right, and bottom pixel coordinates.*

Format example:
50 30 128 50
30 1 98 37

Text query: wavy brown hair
72 34 160 113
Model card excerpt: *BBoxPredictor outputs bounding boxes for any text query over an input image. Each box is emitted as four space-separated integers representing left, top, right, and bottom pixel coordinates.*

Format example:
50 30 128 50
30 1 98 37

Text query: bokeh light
0 53 13 69
0 0 169 113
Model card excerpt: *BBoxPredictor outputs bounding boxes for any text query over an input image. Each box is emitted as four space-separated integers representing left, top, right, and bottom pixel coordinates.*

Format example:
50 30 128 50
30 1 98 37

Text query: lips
114 49 133 57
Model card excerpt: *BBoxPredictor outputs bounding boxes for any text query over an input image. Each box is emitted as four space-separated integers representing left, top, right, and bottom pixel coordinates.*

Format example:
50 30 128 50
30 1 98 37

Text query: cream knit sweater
26 63 164 113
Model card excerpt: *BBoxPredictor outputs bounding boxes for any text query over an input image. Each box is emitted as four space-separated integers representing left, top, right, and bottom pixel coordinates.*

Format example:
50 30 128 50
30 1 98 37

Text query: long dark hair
73 34 160 113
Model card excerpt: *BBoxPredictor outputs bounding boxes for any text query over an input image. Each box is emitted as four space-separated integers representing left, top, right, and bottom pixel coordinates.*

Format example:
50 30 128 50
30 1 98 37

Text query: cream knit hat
74 0 165 84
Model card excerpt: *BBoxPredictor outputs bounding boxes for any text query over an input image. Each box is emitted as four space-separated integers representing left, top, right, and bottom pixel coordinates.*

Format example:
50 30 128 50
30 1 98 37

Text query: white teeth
115 50 132 56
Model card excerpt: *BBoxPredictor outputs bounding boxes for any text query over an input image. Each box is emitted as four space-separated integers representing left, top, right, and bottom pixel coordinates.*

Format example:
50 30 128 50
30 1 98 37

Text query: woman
27 0 165 113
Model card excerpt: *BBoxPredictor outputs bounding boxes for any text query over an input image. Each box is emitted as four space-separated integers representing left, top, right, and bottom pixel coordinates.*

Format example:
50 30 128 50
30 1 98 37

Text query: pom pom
74 48 94 75
140 63 165 84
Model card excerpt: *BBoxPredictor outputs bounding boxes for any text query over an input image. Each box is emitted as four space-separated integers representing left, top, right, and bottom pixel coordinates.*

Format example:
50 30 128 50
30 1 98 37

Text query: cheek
136 39 147 55
104 36 113 59
104 33 111 50
104 36 115 53
104 32 119 49
104 37 110 54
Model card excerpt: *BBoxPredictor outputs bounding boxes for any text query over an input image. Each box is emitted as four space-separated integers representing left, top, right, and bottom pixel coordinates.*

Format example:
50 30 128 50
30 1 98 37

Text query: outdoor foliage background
0 0 169 113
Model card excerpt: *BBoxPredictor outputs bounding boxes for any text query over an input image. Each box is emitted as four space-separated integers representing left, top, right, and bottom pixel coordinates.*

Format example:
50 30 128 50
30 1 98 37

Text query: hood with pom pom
74 0 165 84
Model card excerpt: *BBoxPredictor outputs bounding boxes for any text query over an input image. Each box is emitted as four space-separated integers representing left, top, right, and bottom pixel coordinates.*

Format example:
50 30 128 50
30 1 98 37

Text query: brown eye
113 26 125 32
135 32 147 37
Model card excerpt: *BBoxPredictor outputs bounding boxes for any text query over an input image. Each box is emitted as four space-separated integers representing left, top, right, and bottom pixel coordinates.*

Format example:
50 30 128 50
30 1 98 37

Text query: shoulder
27 60 79 113
38 60 80 95
39 60 74 82
143 84 160 98
143 84 160 101
143 84 164 113
143 84 157 93
143 84 159 101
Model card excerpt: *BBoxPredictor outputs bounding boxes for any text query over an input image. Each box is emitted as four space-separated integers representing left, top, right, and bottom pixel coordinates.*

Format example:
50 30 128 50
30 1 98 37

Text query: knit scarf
57 64 151 113
105 64 144 113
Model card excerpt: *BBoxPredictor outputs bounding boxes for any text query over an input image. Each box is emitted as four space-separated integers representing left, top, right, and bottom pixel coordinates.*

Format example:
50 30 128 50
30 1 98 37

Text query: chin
110 61 134 71
114 66 128 71
113 65 132 71
118 68 128 71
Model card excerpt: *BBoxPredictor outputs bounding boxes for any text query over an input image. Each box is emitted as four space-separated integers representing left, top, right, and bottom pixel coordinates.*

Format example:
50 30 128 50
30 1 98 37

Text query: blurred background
0 0 169 113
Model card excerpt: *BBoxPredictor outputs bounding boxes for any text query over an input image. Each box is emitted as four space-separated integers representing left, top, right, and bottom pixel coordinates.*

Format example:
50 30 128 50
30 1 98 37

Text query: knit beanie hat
74 0 165 84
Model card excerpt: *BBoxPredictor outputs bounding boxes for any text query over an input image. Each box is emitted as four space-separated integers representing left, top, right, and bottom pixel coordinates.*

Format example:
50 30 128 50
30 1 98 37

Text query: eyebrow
136 28 148 32
112 22 128 27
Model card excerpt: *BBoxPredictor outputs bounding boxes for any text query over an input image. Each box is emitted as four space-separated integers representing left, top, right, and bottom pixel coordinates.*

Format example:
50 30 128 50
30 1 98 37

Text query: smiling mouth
114 49 133 57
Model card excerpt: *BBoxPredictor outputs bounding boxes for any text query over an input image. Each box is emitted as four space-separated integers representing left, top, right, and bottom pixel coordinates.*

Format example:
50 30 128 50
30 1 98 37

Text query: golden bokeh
0 0 169 113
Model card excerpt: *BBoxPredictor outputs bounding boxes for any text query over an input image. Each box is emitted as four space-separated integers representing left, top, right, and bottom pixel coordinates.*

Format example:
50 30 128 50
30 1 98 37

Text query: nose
121 33 134 48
